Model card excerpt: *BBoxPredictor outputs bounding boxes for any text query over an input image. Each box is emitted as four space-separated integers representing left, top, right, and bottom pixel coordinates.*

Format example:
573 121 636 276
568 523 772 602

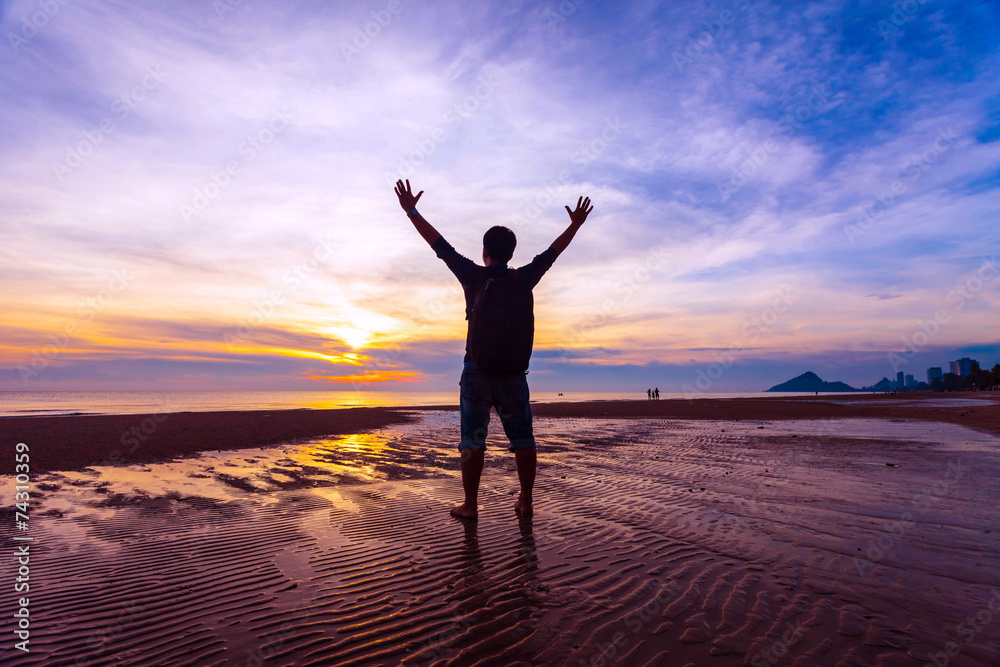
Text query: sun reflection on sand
9 414 1000 665
32 426 456 518
286 433 393 483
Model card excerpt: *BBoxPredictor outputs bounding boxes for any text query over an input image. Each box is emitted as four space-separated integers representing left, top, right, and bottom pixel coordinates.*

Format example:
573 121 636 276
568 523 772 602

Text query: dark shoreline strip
2 394 997 474
1 407 418 473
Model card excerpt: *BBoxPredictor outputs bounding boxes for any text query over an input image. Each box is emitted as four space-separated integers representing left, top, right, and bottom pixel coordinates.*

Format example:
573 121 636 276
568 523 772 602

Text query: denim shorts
459 359 536 452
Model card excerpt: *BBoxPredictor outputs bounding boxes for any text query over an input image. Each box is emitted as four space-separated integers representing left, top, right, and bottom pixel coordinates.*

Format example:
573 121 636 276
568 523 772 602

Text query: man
393 179 592 520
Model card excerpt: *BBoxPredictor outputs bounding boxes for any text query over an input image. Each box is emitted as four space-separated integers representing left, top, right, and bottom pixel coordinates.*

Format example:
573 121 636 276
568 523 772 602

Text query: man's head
483 225 516 266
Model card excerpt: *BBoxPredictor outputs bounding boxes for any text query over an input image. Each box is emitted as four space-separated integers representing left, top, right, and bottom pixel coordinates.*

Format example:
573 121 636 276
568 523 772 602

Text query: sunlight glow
2 1 996 391
308 371 424 384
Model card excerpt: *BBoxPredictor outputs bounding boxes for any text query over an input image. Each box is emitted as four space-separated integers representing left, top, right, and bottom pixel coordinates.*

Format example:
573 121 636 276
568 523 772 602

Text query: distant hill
766 371 860 393
862 377 894 392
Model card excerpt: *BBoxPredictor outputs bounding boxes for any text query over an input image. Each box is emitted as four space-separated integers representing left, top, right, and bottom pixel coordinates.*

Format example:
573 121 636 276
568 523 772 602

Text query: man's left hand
395 179 423 212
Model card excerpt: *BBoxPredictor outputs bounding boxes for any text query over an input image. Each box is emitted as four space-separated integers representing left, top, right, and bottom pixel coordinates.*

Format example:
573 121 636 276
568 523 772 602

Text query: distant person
654 387 660 400
647 388 652 400
394 179 593 520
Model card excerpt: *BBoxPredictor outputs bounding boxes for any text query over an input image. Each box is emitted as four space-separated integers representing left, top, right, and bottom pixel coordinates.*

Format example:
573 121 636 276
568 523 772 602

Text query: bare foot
514 494 533 516
450 503 478 520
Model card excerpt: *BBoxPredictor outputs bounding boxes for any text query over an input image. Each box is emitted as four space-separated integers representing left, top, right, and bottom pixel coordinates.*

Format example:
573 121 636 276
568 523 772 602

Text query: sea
0 390 840 417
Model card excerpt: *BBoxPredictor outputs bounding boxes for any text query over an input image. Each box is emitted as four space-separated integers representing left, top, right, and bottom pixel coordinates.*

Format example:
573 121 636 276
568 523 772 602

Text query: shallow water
0 389 858 416
821 397 995 408
4 413 999 665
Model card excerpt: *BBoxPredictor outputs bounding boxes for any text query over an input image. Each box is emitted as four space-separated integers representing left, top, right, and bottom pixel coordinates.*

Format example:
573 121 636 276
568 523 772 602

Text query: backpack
468 272 534 374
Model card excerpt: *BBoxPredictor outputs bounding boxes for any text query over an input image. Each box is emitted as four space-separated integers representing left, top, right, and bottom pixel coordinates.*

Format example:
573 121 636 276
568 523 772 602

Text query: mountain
766 371 860 392
862 377 894 392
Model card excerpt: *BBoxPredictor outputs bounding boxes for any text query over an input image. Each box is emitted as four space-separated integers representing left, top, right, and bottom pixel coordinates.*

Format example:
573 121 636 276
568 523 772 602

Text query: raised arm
549 196 593 255
394 179 441 246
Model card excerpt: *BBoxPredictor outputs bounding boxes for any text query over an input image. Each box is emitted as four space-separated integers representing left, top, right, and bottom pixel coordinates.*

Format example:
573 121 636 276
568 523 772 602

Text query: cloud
2 0 999 391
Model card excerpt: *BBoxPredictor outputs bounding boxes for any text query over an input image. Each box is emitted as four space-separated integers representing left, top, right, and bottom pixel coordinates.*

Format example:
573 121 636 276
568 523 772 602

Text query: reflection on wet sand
5 413 1000 665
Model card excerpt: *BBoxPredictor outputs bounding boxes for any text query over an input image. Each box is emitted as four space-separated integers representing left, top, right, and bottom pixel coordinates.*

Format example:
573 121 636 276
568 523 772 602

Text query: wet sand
2 395 999 665
4 392 999 473
526 391 1000 437
1 407 418 473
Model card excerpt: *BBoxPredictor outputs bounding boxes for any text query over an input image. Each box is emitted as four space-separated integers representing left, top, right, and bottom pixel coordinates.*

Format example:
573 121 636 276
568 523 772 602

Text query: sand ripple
2 413 999 665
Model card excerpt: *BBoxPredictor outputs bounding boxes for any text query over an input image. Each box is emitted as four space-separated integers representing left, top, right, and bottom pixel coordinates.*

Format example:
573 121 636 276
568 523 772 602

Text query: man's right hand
394 179 423 212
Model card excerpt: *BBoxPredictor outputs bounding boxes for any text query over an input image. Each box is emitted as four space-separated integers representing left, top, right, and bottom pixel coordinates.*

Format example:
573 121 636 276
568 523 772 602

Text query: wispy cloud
2 0 998 391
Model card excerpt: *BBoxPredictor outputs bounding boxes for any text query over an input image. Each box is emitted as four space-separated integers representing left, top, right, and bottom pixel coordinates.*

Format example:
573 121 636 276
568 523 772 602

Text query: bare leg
514 448 536 515
451 448 484 519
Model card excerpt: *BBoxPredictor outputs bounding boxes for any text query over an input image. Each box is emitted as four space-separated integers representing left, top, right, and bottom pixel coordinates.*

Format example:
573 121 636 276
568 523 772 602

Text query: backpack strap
471 278 494 317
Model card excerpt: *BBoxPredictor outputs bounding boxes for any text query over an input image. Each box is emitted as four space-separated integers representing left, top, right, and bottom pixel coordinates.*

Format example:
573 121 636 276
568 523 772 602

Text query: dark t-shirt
431 235 559 364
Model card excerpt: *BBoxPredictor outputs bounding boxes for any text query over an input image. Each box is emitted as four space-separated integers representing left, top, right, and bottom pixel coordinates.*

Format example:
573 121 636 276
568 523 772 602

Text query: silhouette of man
394 179 592 519
654 387 660 400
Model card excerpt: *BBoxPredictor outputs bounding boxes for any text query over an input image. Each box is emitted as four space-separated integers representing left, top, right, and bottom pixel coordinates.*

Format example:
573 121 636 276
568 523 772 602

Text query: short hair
483 225 516 265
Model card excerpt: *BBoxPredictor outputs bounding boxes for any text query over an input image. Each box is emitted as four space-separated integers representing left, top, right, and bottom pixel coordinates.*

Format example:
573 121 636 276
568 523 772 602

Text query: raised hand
565 196 593 226
550 196 593 255
394 179 424 212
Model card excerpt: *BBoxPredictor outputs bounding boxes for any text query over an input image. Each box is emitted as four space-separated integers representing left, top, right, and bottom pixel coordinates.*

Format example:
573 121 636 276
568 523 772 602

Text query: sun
331 326 372 349
315 306 405 349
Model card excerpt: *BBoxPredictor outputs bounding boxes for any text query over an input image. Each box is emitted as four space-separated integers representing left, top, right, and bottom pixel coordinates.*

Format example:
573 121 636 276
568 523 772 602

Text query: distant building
927 367 943 384
896 371 904 390
905 374 915 387
949 358 979 376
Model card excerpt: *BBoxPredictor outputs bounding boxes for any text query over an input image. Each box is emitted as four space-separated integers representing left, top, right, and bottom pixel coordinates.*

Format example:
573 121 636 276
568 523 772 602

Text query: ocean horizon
0 389 860 417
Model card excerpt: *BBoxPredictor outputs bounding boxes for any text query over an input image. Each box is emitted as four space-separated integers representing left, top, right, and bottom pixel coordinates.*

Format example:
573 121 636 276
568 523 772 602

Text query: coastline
2 392 997 473
527 392 1000 436
1 407 418 473
4 402 999 664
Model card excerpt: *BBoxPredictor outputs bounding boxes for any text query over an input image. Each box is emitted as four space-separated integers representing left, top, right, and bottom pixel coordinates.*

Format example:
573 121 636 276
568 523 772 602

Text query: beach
3 394 999 665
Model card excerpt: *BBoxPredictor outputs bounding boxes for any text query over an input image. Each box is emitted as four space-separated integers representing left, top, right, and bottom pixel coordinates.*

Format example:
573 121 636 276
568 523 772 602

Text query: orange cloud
307 370 424 383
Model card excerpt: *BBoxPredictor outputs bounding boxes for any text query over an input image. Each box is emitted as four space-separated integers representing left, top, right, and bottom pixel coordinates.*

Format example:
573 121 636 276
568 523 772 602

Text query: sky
1 0 998 393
